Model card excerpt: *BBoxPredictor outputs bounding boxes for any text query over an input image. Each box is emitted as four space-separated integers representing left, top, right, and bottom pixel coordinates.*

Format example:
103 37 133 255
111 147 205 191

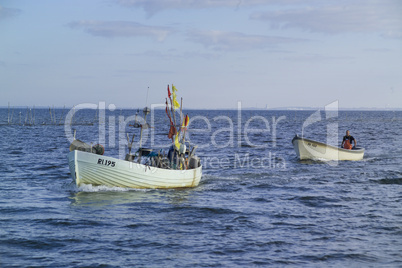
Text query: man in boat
341 130 357 149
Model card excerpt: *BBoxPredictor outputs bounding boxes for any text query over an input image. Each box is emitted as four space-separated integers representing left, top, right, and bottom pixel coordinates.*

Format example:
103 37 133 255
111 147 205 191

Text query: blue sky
1 0 401 109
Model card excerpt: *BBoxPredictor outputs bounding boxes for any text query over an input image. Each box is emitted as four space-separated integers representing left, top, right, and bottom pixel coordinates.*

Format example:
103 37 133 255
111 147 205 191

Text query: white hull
292 136 364 161
68 150 202 189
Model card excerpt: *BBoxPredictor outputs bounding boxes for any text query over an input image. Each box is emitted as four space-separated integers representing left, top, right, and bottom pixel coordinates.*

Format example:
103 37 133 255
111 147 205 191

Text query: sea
1 107 401 267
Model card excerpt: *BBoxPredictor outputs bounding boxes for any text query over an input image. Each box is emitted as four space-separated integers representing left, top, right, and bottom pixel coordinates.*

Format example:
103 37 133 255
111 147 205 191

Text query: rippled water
1 108 401 267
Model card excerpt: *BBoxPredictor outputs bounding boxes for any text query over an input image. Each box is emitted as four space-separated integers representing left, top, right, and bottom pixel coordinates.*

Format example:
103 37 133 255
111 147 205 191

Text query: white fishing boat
68 85 202 189
68 149 202 189
292 135 364 161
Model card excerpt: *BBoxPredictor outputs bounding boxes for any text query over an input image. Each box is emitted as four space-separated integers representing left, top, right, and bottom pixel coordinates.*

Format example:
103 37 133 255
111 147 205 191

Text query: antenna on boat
138 86 152 162
140 87 151 149
145 86 150 107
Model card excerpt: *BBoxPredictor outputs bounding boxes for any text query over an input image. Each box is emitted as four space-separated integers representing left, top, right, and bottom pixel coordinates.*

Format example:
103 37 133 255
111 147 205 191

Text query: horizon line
1 105 401 111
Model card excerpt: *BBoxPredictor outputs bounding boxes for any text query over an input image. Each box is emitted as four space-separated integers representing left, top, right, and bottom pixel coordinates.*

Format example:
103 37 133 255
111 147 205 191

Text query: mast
136 87 152 163
140 86 151 149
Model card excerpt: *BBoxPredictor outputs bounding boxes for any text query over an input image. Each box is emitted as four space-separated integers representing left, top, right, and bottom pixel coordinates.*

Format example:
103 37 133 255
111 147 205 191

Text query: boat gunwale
69 150 203 174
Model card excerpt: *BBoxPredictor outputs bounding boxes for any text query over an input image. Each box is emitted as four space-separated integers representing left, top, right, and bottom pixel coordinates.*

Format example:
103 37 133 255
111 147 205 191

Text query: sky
1 0 401 109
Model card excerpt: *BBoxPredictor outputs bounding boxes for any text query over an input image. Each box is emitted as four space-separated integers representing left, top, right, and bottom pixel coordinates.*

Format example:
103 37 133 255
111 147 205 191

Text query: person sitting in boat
341 130 357 149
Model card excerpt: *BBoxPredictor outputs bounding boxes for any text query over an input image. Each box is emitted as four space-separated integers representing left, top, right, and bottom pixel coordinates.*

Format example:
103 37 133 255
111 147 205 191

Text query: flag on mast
182 114 189 128
172 84 180 109
167 85 171 98
174 134 181 150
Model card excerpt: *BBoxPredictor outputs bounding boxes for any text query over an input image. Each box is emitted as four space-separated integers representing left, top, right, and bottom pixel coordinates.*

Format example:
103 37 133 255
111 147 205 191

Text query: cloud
187 30 307 51
68 20 174 41
363 48 392 53
125 49 219 60
113 0 291 14
0 5 21 20
250 1 402 38
283 53 355 62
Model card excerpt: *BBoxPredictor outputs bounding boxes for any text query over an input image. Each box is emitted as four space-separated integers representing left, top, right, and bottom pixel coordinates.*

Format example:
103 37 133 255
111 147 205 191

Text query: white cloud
0 5 21 20
68 20 174 41
187 30 307 50
250 1 402 38
283 53 355 62
363 48 392 53
113 0 298 14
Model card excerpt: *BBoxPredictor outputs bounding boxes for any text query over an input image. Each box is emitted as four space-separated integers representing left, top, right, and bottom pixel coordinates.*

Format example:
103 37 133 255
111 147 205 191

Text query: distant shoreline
0 106 401 111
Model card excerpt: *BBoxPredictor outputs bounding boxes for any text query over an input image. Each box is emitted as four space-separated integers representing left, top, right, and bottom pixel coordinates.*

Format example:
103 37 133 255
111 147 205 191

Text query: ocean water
1 107 401 267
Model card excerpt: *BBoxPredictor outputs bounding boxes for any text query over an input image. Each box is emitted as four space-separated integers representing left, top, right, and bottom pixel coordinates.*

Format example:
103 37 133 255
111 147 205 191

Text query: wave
376 178 402 185
76 183 142 192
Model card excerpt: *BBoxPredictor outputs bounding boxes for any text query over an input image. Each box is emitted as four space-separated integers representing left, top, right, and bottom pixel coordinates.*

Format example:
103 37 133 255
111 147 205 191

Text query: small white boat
68 149 202 189
68 84 202 189
292 135 364 161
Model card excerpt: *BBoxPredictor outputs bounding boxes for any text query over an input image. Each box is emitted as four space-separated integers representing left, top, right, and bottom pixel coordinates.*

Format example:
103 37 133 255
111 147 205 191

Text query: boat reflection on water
69 185 194 207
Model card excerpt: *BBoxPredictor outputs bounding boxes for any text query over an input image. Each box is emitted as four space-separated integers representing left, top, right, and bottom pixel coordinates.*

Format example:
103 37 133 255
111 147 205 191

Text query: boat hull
68 150 202 189
292 136 364 161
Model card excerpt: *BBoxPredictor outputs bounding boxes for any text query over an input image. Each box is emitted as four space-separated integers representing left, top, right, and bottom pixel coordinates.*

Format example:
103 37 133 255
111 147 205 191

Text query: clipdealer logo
301 101 339 166
64 101 288 170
